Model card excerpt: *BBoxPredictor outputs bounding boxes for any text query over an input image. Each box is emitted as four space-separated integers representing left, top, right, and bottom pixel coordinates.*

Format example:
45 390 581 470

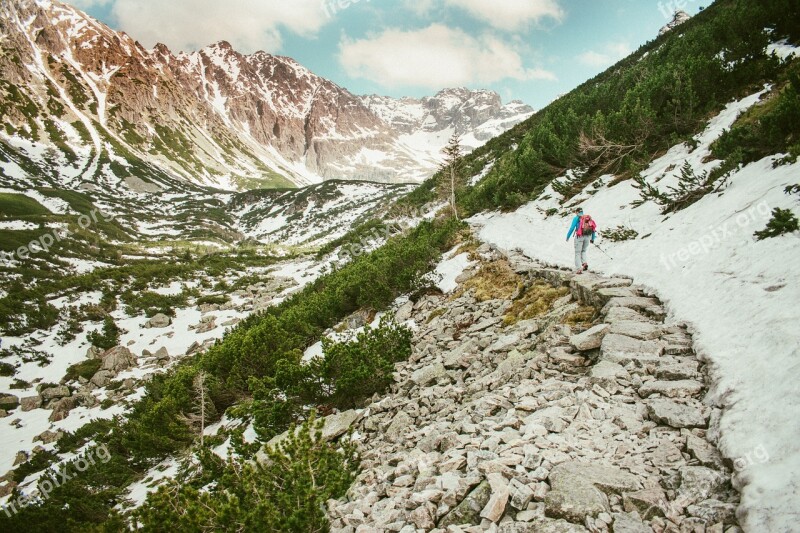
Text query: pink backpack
578 215 596 237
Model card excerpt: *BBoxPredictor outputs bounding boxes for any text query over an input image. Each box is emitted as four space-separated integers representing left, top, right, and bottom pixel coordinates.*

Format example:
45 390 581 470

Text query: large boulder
40 386 70 401
0 394 19 409
256 410 363 463
145 313 171 328
544 462 641 523
647 399 707 428
609 321 662 341
20 395 42 411
90 370 115 387
569 324 610 351
600 334 664 366
101 346 137 373
411 363 447 387
49 396 77 422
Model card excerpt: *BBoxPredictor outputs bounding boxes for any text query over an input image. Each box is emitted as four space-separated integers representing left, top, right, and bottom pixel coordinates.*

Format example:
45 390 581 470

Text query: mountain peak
659 10 692 36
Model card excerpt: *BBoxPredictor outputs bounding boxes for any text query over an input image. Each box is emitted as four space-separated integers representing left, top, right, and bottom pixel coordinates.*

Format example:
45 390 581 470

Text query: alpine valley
0 1 799 533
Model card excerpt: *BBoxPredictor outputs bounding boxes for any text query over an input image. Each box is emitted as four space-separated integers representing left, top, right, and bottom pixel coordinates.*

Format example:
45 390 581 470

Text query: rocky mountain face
659 11 693 36
0 0 533 190
313 247 739 532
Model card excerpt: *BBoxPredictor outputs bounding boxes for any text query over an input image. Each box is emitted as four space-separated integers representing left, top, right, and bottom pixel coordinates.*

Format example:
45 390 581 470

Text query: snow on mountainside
0 0 533 190
472 88 800 531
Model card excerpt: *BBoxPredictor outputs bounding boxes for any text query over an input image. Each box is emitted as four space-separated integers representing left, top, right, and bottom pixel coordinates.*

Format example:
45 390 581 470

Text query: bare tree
180 371 216 447
439 132 464 220
578 129 643 174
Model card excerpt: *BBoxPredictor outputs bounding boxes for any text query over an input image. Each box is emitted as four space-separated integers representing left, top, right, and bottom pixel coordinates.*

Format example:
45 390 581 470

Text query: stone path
326 245 741 533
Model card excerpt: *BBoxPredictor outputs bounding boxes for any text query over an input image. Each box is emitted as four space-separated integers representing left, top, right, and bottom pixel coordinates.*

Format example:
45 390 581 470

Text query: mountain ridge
0 0 533 190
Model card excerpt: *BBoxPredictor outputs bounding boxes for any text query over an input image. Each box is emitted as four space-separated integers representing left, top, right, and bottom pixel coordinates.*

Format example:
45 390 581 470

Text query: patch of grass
0 193 50 217
456 259 520 302
64 358 102 382
0 361 16 376
602 225 639 242
504 280 570 325
196 294 230 306
563 305 599 327
426 308 446 323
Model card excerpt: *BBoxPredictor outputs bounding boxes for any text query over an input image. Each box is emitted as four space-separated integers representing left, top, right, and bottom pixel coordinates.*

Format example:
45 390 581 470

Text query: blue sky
71 0 707 109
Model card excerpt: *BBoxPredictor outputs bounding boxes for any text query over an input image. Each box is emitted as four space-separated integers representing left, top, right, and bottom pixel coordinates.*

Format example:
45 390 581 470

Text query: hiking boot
582 262 589 271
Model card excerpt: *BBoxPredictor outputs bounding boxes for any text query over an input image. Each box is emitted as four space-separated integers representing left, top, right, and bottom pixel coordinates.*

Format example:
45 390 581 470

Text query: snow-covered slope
471 88 800 531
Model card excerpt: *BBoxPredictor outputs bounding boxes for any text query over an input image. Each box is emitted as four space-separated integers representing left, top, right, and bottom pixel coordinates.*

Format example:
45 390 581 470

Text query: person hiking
566 208 596 274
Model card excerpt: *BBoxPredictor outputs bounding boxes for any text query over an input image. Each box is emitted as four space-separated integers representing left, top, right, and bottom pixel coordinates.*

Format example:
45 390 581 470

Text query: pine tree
439 133 464 220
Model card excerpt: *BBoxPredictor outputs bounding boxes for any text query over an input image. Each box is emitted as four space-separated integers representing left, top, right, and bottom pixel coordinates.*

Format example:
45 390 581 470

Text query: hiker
566 208 596 274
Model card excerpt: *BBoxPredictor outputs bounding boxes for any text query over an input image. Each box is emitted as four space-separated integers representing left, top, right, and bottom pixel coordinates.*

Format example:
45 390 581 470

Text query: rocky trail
323 244 741 533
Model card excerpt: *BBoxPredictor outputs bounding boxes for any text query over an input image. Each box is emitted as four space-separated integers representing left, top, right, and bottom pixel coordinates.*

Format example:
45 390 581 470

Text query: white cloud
338 24 556 89
578 42 632 68
445 0 564 31
403 0 437 17
106 0 329 53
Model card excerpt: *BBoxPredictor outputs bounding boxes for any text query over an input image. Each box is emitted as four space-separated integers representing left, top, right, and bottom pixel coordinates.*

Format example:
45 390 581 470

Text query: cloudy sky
69 0 706 109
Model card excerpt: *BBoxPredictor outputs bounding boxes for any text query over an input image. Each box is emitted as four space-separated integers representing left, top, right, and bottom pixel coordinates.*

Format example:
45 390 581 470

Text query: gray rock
154 347 170 360
685 433 724 468
589 361 630 386
386 411 414 443
611 512 652 533
687 499 736 524
600 334 664 366
439 480 492 528
638 380 703 399
124 175 162 193
49 396 77 422
622 488 668 519
569 324 610 351
601 297 665 319
40 386 70 401
444 340 478 369
646 399 707 428
655 360 699 380
411 363 448 387
609 321 662 341
509 478 534 510
503 518 587 533
146 313 171 328
409 505 435 529
259 410 363 458
0 394 19 409
544 462 641 523
90 370 115 388
35 430 63 444
603 307 651 324
20 395 42 411
481 474 510 523
101 346 137 373
395 301 414 322
86 345 103 359
677 467 728 507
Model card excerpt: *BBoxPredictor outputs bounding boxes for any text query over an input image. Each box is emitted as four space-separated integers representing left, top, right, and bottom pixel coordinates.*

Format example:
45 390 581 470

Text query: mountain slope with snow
473 85 800 533
0 0 532 190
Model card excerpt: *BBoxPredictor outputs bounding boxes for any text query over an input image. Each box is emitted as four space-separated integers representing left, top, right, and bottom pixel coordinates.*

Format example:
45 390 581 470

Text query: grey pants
574 235 591 270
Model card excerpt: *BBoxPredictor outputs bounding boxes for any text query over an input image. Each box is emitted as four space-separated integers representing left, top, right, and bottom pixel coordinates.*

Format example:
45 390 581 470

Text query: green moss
0 192 50 217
